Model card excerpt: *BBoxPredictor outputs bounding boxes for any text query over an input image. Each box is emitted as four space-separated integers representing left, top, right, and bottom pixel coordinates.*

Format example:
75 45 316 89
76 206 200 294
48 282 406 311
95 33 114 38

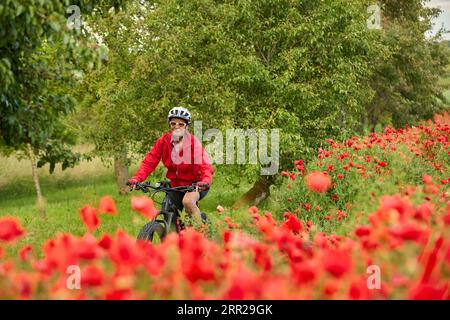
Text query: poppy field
0 113 449 300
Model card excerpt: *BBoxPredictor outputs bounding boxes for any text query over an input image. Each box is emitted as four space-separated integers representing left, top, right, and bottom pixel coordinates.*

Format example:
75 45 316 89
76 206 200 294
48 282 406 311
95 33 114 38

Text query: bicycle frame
134 181 195 235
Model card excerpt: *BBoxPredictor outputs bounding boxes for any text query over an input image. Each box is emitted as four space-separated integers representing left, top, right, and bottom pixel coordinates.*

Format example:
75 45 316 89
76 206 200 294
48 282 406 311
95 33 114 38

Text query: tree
366 0 450 129
70 1 166 194
0 0 123 216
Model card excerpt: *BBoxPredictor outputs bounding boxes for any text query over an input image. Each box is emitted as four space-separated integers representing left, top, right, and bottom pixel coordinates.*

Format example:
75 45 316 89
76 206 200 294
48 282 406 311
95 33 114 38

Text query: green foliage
0 0 122 170
117 0 386 176
71 0 450 187
71 1 168 164
366 0 450 128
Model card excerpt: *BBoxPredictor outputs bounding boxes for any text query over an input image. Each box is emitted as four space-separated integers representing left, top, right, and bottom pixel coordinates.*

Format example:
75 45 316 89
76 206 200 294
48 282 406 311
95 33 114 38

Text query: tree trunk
27 144 46 218
114 148 129 195
232 175 275 210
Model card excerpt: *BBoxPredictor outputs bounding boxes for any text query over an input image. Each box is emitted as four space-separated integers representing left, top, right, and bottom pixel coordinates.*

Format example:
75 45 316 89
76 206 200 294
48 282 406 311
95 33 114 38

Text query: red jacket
131 131 214 187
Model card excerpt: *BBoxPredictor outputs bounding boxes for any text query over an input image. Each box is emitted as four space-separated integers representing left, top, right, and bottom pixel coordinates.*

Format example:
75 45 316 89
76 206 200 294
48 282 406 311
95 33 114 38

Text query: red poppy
389 222 428 243
409 282 448 300
80 206 100 232
378 161 388 167
109 230 139 268
336 210 347 221
322 248 352 278
77 234 101 260
18 245 32 261
0 217 25 242
248 206 259 215
281 171 289 177
81 265 105 287
98 234 113 250
355 226 371 238
281 213 303 234
305 171 332 193
98 195 117 215
131 196 158 220
420 236 444 284
252 243 272 272
422 174 433 185
292 261 318 284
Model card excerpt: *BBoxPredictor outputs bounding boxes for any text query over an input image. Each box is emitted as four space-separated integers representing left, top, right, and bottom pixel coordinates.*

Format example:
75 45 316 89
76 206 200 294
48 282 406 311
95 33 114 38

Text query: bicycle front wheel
137 220 166 243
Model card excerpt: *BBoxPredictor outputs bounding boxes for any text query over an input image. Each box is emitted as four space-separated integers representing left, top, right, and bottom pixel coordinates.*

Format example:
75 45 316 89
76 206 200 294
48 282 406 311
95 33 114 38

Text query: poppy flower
422 174 433 185
292 261 318 284
18 245 32 261
281 213 303 234
248 206 259 215
98 234 113 250
131 196 158 220
98 196 117 215
109 230 139 267
0 217 25 242
355 226 371 238
80 206 99 232
322 248 352 278
81 265 105 287
409 283 448 300
305 171 332 193
389 222 427 243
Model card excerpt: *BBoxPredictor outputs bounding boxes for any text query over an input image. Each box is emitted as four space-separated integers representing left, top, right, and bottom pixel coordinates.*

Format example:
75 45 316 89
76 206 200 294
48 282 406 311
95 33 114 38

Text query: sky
425 0 450 40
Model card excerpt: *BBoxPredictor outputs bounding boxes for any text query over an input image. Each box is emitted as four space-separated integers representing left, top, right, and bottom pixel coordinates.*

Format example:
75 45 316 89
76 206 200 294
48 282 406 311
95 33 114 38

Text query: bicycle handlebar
128 181 196 193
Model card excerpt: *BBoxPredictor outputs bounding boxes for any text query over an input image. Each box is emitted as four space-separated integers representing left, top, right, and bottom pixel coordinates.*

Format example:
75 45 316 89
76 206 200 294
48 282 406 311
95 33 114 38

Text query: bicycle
129 180 208 243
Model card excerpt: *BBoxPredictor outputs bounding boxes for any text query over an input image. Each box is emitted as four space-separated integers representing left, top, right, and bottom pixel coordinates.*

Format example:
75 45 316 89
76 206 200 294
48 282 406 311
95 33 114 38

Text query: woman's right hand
127 178 139 191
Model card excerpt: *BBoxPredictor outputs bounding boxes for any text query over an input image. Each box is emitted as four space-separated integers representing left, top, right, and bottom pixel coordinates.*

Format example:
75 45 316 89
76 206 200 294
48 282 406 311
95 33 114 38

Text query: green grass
0 152 253 256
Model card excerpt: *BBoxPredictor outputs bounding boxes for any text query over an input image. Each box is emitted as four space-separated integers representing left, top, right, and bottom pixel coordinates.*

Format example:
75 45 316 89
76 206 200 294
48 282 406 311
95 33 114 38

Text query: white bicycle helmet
167 106 191 124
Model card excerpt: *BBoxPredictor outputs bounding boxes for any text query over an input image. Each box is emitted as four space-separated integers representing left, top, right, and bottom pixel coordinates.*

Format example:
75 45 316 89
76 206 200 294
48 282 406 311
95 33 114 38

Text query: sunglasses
170 121 187 128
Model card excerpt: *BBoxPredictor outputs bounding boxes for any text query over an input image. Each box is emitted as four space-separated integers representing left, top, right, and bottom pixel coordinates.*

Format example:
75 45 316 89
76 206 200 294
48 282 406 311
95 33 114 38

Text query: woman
127 106 214 222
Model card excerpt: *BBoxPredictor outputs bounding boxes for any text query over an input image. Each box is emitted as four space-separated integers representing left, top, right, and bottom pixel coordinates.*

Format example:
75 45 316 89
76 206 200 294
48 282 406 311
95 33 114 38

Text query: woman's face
169 117 188 137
